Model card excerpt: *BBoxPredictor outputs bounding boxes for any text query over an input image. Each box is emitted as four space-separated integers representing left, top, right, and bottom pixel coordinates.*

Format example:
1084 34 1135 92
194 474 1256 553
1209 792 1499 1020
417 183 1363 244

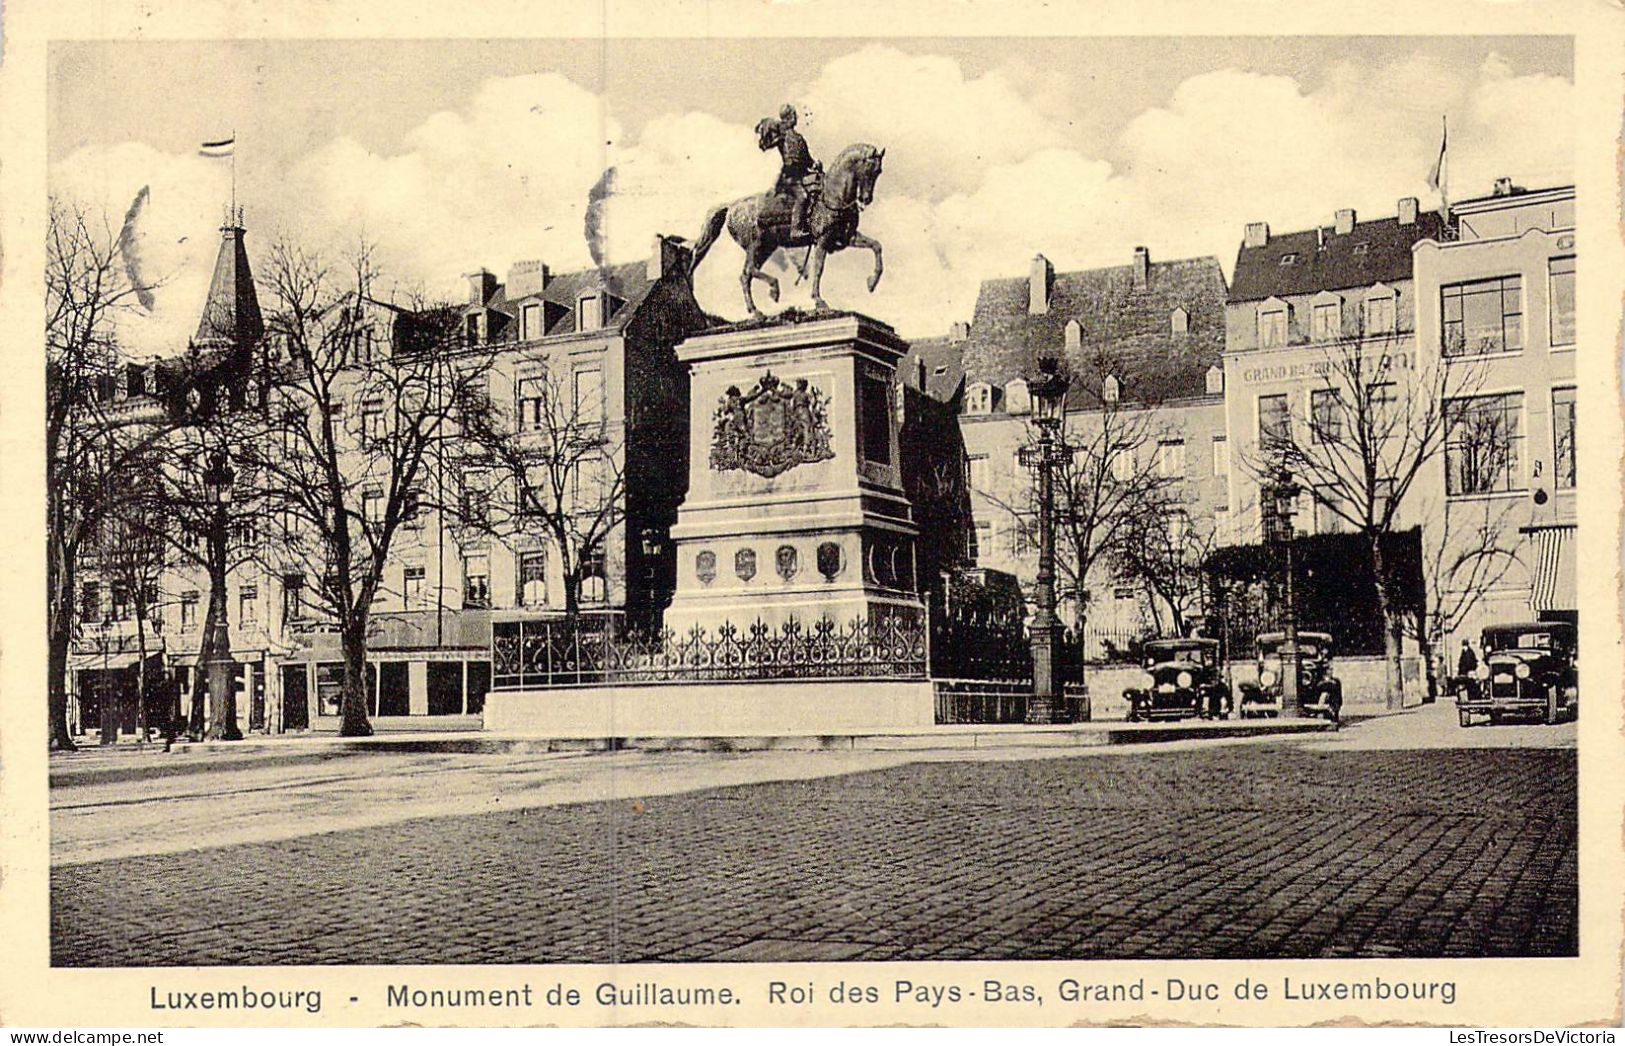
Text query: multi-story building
1412 180 1577 638
950 248 1230 651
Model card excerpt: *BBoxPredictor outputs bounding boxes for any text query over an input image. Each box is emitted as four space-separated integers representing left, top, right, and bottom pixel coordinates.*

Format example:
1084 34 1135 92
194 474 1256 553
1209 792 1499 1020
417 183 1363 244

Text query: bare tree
1112 499 1219 638
100 462 170 741
1241 328 1486 708
1404 493 1522 698
233 237 494 736
461 367 626 621
45 198 172 749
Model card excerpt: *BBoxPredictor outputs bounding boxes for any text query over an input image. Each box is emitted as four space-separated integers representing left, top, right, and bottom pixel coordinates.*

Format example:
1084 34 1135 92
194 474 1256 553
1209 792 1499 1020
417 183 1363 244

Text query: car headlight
1514 662 1531 679
1176 671 1193 688
1259 670 1277 687
1474 665 1490 680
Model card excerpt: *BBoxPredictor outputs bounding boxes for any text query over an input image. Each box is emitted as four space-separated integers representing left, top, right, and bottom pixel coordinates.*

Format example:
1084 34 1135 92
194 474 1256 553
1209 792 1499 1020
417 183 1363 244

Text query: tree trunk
189 594 216 740
47 543 78 750
339 621 374 737
134 611 149 742
1369 533 1405 710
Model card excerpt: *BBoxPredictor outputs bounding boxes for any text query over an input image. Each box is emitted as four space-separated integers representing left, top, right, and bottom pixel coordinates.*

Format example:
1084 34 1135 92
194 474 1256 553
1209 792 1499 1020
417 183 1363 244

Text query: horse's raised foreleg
849 231 884 293
806 245 831 312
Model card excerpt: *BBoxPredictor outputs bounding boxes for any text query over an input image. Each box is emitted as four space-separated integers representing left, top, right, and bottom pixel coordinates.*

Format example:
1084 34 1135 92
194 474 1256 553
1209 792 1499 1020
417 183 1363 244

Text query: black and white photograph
5 0 1624 1030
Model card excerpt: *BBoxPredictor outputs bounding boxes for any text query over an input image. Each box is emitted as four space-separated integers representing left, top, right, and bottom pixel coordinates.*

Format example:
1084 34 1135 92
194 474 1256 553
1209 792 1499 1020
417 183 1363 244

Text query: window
1102 375 1120 403
1204 365 1223 396
1165 510 1189 547
1442 275 1522 356
1064 319 1081 351
1364 294 1396 335
111 583 130 621
81 581 100 621
577 292 602 332
1259 308 1287 349
1312 302 1341 342
462 552 490 608
1110 445 1136 482
1002 379 1031 415
1278 253 1299 267
1154 439 1185 478
361 398 385 442
964 384 993 415
573 368 604 426
1445 393 1525 496
579 548 608 604
465 314 480 346
363 487 384 526
1007 517 1035 557
1258 394 1291 448
281 575 305 624
572 455 609 512
1313 488 1354 535
1549 256 1575 347
460 470 489 527
1211 436 1229 478
233 584 256 627
180 591 199 631
521 303 542 341
403 488 423 529
517 375 546 431
518 550 548 607
1367 382 1397 433
1170 307 1189 335
404 565 426 608
1310 388 1343 444
1553 386 1576 490
967 454 991 492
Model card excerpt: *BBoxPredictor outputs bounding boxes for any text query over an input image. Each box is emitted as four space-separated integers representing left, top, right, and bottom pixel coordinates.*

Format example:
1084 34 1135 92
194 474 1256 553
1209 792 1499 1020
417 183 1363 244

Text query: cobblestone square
50 739 1576 965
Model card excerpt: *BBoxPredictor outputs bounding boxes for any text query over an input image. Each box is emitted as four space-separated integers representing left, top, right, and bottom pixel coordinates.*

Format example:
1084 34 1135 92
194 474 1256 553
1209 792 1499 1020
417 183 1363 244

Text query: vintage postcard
1 0 1621 1030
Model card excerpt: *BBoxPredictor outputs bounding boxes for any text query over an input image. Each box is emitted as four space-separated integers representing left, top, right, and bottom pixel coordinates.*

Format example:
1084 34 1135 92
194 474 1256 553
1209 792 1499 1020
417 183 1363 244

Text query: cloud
51 47 1575 350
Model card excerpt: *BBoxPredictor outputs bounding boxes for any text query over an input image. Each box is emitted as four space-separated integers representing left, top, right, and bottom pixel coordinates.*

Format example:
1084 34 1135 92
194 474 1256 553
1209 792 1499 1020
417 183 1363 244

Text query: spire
193 216 264 350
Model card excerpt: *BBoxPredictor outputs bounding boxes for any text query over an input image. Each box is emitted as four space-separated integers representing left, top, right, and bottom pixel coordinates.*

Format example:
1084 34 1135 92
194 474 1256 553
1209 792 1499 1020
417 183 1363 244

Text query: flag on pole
1425 116 1447 192
199 137 236 158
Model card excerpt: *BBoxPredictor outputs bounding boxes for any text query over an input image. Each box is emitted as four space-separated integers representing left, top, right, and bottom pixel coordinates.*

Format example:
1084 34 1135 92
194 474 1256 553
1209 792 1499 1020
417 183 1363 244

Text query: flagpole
231 127 237 225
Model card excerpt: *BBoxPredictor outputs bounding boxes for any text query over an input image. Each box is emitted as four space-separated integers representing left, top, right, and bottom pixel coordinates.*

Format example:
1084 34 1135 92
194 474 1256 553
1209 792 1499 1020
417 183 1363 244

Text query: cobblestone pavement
51 743 1575 965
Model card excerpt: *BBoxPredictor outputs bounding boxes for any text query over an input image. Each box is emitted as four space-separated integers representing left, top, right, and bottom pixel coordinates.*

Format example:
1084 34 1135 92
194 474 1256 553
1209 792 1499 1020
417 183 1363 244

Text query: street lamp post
1019 355 1074 725
202 450 241 741
1267 469 1303 717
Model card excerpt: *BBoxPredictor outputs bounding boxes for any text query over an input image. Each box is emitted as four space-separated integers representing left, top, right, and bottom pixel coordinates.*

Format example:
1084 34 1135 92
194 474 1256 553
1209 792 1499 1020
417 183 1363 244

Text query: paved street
50 704 1576 965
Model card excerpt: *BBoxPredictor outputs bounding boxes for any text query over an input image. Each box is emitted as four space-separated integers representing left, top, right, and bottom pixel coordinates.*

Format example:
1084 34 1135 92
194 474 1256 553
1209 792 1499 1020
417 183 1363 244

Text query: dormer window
1205 365 1223 396
1278 253 1299 267
1258 299 1289 348
1311 293 1342 342
1170 307 1189 335
577 291 603 332
1064 319 1082 351
1103 375 1120 403
965 382 995 416
1364 283 1397 335
1352 242 1371 255
521 302 542 341
1004 379 1031 415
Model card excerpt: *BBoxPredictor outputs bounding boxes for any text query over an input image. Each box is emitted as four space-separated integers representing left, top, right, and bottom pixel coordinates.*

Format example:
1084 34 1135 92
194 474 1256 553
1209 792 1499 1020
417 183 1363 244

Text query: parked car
1237 631 1343 722
1456 621 1577 727
1123 637 1230 721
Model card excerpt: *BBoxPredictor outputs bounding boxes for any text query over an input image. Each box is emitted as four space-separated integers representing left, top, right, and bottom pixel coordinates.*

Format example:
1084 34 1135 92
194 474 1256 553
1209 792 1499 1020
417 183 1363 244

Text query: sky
48 36 1575 353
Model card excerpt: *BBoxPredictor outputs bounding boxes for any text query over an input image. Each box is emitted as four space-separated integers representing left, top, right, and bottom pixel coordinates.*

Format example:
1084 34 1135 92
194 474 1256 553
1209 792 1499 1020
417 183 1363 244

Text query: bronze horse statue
690 139 885 320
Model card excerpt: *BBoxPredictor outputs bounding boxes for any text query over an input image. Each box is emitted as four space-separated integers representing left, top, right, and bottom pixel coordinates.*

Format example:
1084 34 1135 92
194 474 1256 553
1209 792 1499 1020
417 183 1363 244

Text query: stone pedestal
663 313 925 637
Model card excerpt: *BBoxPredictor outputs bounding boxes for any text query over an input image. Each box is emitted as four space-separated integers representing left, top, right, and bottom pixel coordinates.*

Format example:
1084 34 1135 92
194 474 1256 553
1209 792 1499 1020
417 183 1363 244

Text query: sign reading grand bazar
55 112 1577 746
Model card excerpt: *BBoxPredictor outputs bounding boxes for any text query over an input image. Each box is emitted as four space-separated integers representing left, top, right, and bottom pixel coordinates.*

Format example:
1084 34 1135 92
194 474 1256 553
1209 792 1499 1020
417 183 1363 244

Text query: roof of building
1228 211 1449 303
899 335 964 402
477 260 656 340
958 254 1228 407
193 224 265 348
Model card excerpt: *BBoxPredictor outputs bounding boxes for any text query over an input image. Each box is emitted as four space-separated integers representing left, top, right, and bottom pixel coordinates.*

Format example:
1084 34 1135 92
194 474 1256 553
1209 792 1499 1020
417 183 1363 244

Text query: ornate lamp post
1266 468 1303 717
201 450 242 741
1018 355 1074 725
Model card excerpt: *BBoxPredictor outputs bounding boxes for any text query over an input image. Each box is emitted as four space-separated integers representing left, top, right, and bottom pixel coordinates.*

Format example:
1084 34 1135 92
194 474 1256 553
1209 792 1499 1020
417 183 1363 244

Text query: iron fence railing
491 615 928 689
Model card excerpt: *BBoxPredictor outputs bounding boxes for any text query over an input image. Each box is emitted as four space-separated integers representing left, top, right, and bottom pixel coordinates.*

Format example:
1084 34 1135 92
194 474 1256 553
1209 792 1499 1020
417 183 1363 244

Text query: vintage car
1236 631 1343 722
1457 621 1577 727
1123 637 1231 722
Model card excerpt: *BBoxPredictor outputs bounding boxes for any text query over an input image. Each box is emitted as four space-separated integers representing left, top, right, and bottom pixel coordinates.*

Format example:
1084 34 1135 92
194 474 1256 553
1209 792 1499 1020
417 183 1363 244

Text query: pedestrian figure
1457 638 1480 701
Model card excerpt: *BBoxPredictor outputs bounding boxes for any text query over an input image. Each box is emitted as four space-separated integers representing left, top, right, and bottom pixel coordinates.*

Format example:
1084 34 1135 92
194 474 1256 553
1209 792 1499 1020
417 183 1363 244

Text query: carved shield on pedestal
710 371 835 479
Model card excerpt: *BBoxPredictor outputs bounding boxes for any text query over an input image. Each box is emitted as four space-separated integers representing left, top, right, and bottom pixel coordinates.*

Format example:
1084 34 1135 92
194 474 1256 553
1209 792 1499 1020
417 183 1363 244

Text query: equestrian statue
690 104 886 320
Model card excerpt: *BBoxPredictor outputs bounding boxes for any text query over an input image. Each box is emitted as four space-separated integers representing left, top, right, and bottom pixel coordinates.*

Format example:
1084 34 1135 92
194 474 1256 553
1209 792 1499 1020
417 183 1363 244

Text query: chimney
1029 254 1054 315
1493 176 1519 197
466 269 497 306
1397 197 1419 226
948 321 970 343
1243 222 1269 249
506 259 551 299
1132 246 1151 291
648 234 689 281
1334 209 1356 236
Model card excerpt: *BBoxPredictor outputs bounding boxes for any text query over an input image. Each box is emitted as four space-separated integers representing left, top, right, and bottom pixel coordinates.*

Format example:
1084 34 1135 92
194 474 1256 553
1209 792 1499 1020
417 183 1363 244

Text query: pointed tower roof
194 220 264 349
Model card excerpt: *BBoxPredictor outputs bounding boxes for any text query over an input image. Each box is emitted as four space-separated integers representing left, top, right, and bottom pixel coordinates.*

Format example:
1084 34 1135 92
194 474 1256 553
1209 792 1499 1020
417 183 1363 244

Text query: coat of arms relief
710 371 836 479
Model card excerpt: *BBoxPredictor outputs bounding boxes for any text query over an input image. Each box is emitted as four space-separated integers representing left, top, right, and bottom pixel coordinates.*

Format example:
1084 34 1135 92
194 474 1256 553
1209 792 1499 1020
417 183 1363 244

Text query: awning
68 648 165 673
1524 524 1576 613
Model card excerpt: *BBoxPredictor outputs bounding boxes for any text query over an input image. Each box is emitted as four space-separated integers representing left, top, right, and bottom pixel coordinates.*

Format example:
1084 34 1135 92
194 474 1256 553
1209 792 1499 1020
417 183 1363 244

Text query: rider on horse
760 104 821 238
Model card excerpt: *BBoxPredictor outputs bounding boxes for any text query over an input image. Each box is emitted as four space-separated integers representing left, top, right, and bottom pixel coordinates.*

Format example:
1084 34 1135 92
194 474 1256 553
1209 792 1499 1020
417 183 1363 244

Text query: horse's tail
690 204 729 275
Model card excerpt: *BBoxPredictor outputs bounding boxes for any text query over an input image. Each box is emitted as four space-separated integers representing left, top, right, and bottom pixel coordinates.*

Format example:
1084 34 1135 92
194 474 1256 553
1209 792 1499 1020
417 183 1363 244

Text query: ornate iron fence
491 615 928 690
